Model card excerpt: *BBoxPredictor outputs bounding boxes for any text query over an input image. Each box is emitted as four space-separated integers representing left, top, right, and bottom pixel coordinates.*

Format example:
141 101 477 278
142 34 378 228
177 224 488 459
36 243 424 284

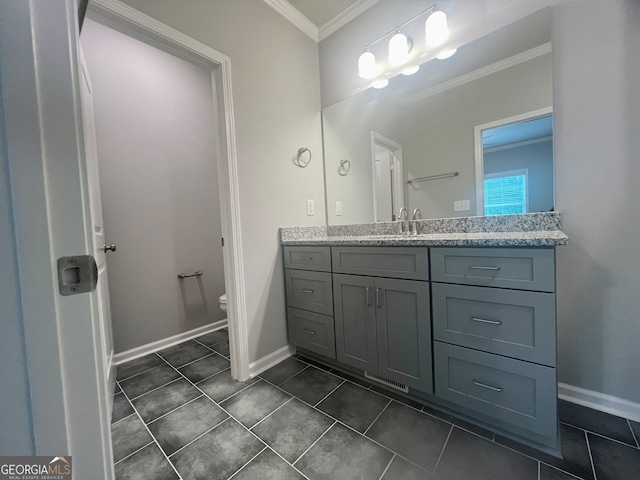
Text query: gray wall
121 0 325 363
319 0 640 404
484 139 554 213
553 0 640 403
82 19 226 353
0 79 34 455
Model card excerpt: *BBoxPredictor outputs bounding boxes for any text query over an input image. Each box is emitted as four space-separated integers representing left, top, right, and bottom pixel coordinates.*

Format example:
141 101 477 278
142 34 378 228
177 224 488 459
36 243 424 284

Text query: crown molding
398 42 552 106
319 0 382 41
262 0 318 42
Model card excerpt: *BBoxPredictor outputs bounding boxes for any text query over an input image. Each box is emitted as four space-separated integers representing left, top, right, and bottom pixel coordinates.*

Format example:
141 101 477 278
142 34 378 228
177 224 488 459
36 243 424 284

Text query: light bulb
372 79 389 89
436 48 457 60
358 50 381 79
425 10 449 48
389 32 410 66
402 65 420 76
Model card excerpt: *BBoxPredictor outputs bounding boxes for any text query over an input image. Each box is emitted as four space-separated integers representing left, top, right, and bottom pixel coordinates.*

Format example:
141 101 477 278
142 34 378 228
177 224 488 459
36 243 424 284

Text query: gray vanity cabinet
333 273 432 393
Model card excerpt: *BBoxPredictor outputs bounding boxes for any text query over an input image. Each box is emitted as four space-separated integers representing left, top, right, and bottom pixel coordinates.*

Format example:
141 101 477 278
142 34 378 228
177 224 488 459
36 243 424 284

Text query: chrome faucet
397 207 409 233
411 208 423 235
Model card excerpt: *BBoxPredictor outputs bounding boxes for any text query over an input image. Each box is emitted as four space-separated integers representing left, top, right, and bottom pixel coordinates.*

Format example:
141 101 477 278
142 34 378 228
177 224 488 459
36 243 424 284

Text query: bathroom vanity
280 213 568 453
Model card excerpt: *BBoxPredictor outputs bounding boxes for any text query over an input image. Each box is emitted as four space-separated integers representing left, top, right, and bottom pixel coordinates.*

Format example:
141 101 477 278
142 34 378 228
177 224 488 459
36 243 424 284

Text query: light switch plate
454 199 471 212
336 201 342 216
306 199 315 216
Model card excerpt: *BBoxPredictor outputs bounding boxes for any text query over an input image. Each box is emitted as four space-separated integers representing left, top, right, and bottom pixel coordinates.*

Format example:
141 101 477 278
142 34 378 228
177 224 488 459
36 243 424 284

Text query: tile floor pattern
111 331 640 480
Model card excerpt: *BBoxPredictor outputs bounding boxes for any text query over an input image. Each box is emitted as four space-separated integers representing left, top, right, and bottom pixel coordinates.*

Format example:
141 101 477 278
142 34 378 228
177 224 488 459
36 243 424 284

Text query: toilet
219 293 227 313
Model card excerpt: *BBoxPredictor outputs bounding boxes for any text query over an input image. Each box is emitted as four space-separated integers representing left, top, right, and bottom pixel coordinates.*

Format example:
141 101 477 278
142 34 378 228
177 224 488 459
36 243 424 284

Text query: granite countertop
280 230 568 247
280 212 569 248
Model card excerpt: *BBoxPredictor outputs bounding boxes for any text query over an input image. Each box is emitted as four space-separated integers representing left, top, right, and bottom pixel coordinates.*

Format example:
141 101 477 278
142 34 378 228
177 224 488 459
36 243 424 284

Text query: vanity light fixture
358 49 381 79
372 78 389 89
357 3 452 86
388 31 411 66
425 9 449 48
436 47 457 60
402 65 420 75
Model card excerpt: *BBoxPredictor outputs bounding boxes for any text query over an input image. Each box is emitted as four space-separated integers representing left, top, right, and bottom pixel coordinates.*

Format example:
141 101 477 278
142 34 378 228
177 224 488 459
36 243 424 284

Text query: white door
374 147 394 222
79 49 116 413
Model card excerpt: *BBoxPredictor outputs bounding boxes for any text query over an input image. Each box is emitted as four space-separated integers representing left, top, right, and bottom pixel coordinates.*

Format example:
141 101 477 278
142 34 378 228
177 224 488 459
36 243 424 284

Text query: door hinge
221 237 225 247
57 255 98 296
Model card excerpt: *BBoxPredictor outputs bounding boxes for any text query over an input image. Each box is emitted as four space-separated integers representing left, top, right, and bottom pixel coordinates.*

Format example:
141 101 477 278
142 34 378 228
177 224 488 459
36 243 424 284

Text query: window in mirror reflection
484 169 528 216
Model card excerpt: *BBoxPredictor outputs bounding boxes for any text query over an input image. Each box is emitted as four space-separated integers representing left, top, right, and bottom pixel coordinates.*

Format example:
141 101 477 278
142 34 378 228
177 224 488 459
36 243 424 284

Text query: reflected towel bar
178 271 203 279
407 171 459 184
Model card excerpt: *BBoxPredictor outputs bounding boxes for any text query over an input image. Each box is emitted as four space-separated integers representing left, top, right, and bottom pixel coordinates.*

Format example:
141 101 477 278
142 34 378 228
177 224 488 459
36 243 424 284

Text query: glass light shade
372 79 389 89
402 65 420 76
358 51 380 79
436 48 457 60
389 33 410 66
425 10 449 48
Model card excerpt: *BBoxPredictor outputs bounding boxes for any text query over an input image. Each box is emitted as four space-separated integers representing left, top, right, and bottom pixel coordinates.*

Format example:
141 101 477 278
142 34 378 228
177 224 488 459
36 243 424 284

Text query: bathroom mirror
322 10 553 225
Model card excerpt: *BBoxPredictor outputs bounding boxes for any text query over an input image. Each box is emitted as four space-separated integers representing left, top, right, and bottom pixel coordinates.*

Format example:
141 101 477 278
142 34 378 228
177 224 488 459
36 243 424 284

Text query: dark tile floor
111 332 640 480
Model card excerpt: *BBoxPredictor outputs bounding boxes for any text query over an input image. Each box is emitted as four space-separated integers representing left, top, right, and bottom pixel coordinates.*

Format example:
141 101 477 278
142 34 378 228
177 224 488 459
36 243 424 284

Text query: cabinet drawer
432 283 556 366
434 342 557 439
285 269 333 315
431 247 555 292
283 246 331 272
332 246 429 280
287 307 336 359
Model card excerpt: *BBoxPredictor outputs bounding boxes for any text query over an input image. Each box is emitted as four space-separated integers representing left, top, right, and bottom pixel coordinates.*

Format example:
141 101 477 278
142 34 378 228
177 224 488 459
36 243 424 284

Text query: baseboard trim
558 383 640 423
249 345 295 378
114 320 228 365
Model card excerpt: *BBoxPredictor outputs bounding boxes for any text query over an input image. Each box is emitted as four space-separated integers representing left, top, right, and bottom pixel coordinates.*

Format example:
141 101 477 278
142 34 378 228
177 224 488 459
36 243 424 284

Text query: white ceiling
287 0 361 27
483 115 553 149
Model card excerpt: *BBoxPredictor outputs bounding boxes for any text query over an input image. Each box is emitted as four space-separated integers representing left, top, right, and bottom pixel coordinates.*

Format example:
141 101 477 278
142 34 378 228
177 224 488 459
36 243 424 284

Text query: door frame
87 0 250 380
474 106 553 216
371 131 404 221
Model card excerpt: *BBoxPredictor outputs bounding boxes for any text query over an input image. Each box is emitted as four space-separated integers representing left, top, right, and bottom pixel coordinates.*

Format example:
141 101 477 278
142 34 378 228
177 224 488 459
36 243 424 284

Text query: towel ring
338 159 351 176
295 147 311 168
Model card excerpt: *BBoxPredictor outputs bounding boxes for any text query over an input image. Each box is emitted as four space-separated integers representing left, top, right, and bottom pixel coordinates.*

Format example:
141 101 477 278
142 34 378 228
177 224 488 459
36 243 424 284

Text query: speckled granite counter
280 212 569 247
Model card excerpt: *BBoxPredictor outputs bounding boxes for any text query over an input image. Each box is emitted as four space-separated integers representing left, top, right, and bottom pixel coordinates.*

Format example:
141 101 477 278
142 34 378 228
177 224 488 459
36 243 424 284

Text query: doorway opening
82 1 250 392
371 131 404 222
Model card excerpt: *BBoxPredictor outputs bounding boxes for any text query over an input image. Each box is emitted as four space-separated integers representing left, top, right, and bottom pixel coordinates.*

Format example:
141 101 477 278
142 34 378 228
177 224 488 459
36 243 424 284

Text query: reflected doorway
371 132 404 222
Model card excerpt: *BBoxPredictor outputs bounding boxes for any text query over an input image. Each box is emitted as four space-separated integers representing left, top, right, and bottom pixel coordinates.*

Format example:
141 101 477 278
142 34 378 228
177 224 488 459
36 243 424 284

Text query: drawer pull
366 287 373 306
376 288 383 308
300 288 315 294
299 257 313 261
472 380 503 392
471 317 502 326
469 265 501 271
302 329 316 335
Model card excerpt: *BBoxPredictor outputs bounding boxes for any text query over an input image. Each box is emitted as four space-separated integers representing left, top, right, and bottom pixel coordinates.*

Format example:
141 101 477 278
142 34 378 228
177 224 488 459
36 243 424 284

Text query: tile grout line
628 419 640 448
259 374 432 474
432 424 454 475
225 445 268 480
145 394 205 425
113 441 155 466
249 397 294 432
363 400 392 436
292 420 337 466
313 379 346 407
154 350 314 480
259 364 310 388
125 374 186 401
115 353 165 382
558 421 640 451
168 417 232 459
110 411 137 427
584 431 599 480
173 351 229 370
191 366 232 386
377 453 396 480
118 384 184 480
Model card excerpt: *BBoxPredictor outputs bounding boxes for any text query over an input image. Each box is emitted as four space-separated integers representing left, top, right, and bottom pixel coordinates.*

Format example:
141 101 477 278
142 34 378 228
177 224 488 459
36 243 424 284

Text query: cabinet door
333 274 378 373
376 278 433 393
